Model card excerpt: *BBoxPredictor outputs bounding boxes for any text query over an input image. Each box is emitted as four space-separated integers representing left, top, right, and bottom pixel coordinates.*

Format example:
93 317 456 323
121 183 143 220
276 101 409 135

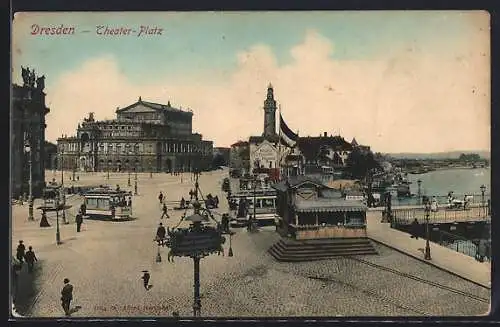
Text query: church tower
263 83 277 138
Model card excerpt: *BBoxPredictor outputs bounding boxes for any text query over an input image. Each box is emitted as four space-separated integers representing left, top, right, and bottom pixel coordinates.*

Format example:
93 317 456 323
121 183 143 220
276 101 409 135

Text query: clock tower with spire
263 83 277 138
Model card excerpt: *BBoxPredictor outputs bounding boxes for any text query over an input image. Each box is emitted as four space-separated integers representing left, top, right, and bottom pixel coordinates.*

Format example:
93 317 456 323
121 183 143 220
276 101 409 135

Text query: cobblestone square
11 170 490 318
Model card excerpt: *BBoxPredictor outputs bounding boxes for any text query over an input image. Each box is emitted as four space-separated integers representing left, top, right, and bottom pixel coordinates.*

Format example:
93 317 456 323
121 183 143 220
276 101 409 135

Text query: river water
391 167 491 206
398 168 491 260
407 167 491 197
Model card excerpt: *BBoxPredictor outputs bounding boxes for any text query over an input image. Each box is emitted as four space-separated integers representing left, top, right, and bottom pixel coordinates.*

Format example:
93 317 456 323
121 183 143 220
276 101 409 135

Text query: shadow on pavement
82 216 138 222
69 305 82 315
13 263 42 316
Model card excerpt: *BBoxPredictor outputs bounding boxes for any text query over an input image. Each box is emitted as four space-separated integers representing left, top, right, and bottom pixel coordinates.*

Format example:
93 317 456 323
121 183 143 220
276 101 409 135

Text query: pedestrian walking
16 241 26 264
76 212 83 232
161 203 170 219
156 223 166 246
158 191 164 204
60 278 74 316
24 246 38 273
410 218 419 239
127 196 132 207
80 202 86 216
431 197 438 212
221 214 229 233
141 271 151 290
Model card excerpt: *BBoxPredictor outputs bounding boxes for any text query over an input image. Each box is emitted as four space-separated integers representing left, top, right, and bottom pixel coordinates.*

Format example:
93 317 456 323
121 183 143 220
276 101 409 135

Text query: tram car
83 187 132 220
228 189 279 227
42 185 64 210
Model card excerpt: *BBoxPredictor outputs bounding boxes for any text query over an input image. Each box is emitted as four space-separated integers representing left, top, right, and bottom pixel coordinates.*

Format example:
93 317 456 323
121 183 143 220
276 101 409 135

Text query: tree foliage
458 153 481 162
345 148 380 179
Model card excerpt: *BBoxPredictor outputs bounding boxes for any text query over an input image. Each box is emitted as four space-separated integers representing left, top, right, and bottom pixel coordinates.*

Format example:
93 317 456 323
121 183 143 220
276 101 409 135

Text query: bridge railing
391 206 490 224
433 229 491 262
387 193 491 207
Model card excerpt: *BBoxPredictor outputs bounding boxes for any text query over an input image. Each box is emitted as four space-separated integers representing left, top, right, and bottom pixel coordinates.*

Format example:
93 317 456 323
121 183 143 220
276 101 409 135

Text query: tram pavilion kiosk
272 176 368 240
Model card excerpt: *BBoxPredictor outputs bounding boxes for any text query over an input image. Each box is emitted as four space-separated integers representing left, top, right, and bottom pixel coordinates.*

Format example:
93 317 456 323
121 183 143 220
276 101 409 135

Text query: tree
212 153 227 168
459 153 481 162
345 148 380 179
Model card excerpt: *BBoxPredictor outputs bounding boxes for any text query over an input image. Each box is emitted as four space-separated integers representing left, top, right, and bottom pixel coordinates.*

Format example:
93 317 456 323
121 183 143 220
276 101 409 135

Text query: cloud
44 28 490 153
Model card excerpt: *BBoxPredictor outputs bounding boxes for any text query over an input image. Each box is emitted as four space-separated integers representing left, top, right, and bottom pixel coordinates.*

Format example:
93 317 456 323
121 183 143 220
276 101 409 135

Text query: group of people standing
15 240 38 273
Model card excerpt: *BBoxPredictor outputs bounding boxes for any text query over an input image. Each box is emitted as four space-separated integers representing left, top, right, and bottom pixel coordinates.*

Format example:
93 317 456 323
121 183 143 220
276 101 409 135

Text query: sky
12 11 490 153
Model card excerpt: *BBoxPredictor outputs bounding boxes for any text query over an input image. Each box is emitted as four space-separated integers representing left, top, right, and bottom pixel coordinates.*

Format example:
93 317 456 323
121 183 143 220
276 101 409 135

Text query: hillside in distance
385 151 491 160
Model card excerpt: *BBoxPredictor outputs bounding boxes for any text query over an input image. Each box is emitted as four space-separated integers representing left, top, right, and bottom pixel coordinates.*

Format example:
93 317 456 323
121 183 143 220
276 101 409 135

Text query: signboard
167 228 225 258
254 143 276 161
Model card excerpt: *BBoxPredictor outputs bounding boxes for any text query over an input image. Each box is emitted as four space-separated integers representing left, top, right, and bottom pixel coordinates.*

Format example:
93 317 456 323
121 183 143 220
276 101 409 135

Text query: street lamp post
128 166 131 187
480 184 486 218
72 157 76 182
107 160 110 180
56 198 61 245
61 189 67 224
60 148 64 187
164 169 232 317
248 175 258 232
149 159 153 178
24 141 34 221
134 165 138 195
424 201 432 260
417 179 422 205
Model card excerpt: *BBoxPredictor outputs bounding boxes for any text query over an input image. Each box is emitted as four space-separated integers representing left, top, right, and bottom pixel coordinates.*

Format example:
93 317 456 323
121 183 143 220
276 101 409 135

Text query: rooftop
116 97 193 115
272 175 330 192
295 198 367 213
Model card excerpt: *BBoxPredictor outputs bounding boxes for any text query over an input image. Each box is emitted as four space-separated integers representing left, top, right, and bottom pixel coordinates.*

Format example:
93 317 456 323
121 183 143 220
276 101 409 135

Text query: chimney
324 132 327 137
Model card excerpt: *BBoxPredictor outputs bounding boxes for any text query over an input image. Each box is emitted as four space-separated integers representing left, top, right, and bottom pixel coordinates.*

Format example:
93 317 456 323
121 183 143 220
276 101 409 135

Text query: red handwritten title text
96 25 163 37
31 24 75 35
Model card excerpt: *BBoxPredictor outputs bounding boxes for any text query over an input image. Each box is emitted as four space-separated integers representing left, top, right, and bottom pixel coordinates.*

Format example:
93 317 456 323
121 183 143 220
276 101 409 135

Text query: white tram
83 187 132 220
229 189 279 227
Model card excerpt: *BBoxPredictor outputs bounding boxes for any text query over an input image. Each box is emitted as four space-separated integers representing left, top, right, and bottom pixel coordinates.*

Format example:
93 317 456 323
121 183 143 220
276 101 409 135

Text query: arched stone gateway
99 159 105 172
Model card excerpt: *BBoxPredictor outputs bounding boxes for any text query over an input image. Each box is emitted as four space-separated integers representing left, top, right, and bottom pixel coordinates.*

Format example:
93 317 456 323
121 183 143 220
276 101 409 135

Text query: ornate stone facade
56 97 213 173
11 67 49 197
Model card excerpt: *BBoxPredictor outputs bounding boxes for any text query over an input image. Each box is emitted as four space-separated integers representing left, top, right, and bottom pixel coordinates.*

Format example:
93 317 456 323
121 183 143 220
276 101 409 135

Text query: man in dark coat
141 271 151 290
80 202 86 216
16 241 26 264
24 246 38 273
76 212 83 232
221 214 229 233
61 278 73 316
161 203 170 219
158 191 164 204
410 218 420 239
156 223 166 246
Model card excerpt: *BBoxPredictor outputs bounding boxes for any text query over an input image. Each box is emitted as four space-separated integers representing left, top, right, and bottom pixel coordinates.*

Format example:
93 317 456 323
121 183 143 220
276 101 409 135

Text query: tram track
346 256 490 303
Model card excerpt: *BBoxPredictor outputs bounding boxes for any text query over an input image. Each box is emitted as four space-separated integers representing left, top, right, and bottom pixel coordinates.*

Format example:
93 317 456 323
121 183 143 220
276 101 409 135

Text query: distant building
297 132 353 174
56 97 213 173
44 141 58 170
229 140 250 176
248 84 282 180
230 83 372 180
11 68 50 198
351 137 371 153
